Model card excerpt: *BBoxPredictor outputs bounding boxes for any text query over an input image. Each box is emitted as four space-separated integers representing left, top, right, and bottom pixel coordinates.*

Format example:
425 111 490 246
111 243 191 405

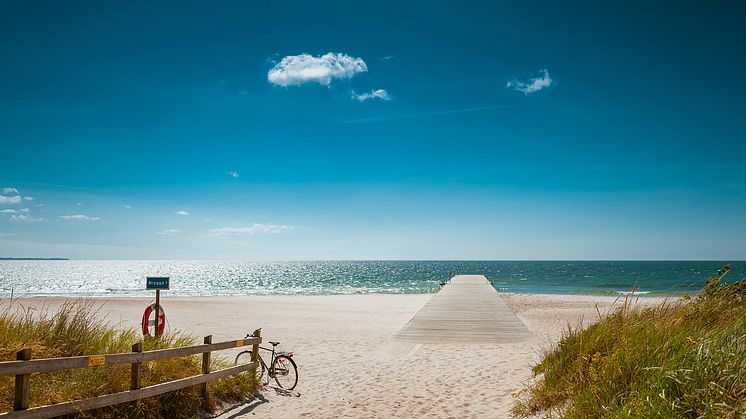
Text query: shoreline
4 293 672 418
1 289 688 300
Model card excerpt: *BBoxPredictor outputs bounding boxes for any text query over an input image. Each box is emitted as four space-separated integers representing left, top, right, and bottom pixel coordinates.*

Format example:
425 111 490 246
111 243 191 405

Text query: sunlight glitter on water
0 260 741 297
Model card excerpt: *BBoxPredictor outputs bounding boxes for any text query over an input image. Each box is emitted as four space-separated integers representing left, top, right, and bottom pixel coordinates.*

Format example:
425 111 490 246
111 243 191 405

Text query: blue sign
146 277 170 290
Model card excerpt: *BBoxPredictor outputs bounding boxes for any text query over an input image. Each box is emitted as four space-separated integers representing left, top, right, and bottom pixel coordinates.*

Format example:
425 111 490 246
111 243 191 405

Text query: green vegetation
0 300 256 418
513 265 745 418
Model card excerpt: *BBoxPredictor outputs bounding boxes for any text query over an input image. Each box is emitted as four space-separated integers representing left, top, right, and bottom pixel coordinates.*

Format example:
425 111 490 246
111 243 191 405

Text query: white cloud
229 169 239 178
351 89 391 102
507 69 555 94
58 214 100 221
157 228 182 235
174 210 190 216
23 196 33 201
11 214 43 222
0 195 22 204
267 53 367 87
124 204 132 209
3 187 18 194
209 223 294 235
380 55 396 61
3 208 31 214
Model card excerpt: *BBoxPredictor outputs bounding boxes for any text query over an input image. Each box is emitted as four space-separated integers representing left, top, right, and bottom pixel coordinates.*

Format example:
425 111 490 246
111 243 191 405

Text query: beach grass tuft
0 300 257 417
512 265 746 418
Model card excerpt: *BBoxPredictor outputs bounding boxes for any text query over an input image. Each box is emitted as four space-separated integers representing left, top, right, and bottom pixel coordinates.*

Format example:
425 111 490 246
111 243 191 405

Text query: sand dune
16 293 666 418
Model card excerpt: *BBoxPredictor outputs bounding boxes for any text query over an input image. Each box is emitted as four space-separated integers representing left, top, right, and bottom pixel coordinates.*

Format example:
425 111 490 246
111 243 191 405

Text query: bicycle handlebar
245 328 262 338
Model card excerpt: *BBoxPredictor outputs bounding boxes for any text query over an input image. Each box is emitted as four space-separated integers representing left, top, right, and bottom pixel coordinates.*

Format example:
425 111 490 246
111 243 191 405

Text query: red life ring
141 303 166 337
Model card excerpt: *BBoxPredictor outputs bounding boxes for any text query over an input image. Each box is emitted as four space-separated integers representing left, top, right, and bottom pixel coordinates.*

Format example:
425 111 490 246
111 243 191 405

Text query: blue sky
1 1 745 260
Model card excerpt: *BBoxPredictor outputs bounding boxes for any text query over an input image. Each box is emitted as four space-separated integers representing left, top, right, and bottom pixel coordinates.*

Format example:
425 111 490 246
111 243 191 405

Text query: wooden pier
393 275 531 344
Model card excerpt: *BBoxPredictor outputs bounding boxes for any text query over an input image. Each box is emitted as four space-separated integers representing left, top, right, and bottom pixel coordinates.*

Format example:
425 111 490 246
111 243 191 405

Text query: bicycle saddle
269 341 280 346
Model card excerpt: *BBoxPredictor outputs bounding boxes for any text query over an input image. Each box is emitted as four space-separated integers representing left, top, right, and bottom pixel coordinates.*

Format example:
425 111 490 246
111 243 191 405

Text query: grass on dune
0 300 257 418
513 265 746 418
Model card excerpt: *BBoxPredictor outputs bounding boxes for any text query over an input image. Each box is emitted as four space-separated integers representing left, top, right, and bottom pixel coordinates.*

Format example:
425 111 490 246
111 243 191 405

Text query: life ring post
154 289 161 338
145 276 170 338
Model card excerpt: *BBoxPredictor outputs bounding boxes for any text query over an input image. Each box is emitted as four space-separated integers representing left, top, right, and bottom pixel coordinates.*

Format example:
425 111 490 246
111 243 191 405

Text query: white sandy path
14 294 666 418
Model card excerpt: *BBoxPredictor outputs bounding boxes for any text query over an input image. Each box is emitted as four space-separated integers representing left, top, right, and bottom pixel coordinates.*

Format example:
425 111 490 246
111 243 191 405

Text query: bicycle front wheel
235 350 267 385
271 355 298 390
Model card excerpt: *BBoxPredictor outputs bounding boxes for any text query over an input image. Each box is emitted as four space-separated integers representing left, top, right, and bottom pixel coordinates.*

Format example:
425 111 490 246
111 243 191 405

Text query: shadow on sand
219 393 269 419
218 386 300 418
269 385 301 397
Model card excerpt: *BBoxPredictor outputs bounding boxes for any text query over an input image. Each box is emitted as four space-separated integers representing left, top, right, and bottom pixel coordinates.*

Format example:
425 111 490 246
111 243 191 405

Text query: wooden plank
393 275 532 344
0 337 261 377
0 362 258 419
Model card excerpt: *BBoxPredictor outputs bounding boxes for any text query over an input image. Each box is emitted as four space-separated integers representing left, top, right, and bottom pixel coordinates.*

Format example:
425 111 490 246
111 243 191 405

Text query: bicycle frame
257 345 277 373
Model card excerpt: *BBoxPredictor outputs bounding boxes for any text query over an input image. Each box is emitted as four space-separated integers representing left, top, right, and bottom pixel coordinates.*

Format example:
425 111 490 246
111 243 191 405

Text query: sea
1 260 744 298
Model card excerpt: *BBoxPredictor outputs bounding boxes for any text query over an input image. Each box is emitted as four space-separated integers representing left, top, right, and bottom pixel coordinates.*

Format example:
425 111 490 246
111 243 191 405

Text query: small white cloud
0 209 15 213
11 214 43 222
209 223 294 235
157 228 182 235
19 208 29 213
0 233 16 237
76 202 82 206
23 196 33 201
229 169 239 178
380 55 396 61
3 187 18 194
351 89 391 102
174 210 190 216
0 196 22 205
124 204 132 209
267 53 367 87
507 69 555 94
58 214 100 221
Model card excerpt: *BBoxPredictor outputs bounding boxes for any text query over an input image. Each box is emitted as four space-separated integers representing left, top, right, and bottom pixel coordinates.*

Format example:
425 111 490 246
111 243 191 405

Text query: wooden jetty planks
393 275 532 343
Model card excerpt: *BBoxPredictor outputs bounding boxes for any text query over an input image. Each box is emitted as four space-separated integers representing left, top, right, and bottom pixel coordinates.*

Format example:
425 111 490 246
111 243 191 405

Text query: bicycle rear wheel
235 350 267 385
271 355 298 390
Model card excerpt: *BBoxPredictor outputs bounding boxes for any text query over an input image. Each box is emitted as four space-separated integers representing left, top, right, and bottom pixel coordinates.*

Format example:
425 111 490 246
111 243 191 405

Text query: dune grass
0 300 257 418
513 265 745 418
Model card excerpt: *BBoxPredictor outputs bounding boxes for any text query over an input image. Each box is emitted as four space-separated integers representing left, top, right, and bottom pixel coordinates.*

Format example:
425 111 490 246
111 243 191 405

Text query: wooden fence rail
0 329 262 419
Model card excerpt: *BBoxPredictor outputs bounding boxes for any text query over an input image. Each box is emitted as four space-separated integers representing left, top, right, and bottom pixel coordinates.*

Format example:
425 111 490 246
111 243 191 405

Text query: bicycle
234 333 298 390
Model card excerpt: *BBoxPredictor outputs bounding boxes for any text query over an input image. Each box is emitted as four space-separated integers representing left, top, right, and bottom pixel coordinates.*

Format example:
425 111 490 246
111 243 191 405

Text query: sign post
146 277 170 338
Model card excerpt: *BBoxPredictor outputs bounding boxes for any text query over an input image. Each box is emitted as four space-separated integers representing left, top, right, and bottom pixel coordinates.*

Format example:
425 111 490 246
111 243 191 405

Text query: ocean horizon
2 260 743 298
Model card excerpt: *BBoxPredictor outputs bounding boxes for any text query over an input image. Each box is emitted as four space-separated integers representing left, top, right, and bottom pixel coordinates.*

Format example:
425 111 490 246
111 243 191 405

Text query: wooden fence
0 329 262 419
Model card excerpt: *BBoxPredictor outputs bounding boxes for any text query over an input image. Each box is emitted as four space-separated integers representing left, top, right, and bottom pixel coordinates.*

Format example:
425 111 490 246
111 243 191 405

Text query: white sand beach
15 293 667 418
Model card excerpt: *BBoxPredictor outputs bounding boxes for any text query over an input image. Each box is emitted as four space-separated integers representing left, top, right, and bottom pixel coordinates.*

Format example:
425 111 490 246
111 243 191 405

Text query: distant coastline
0 257 69 260
1 260 741 298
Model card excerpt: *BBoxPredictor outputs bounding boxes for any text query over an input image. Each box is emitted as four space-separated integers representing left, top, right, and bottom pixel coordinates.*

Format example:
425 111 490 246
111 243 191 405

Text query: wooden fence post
201 335 212 410
14 348 31 411
250 329 261 382
130 342 143 390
